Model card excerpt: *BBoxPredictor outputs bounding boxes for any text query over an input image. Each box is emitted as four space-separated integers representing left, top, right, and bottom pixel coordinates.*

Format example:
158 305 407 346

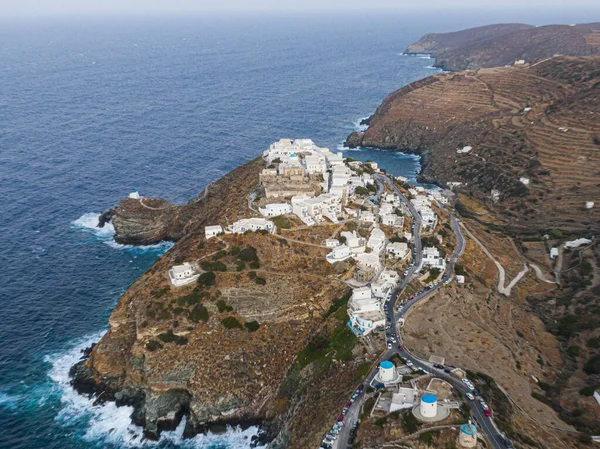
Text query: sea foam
45 332 265 448
72 213 173 253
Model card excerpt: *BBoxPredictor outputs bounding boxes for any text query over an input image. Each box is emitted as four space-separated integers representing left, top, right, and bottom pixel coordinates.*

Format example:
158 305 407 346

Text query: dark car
433 363 444 369
444 368 452 374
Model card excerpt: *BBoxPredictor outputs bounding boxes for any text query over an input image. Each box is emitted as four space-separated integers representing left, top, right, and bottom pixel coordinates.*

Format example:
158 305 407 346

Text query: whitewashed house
168 262 199 287
347 287 385 336
326 244 351 263
341 231 365 254
367 227 387 253
325 238 339 248
360 211 376 224
381 214 403 228
259 203 292 217
228 218 274 234
380 269 399 285
355 252 381 270
205 225 223 239
291 195 316 226
387 242 409 259
422 246 446 269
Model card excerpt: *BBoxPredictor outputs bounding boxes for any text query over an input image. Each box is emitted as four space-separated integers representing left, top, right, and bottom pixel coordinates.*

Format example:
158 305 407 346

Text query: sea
0 10 585 449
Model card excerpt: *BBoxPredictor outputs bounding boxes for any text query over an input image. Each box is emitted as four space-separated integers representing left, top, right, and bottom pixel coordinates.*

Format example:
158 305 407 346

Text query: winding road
330 174 507 449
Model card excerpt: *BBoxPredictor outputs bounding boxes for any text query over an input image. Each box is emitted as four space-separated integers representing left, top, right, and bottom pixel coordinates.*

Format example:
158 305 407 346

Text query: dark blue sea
0 11 581 449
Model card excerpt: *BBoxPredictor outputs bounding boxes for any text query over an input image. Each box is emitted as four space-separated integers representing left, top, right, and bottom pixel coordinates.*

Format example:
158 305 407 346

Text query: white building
360 211 376 224
550 247 559 259
326 244 351 263
420 394 438 418
585 201 594 209
456 275 465 284
380 269 399 285
387 242 409 259
325 238 339 248
291 195 316 226
355 252 381 270
367 227 387 253
347 287 385 336
594 389 600 407
564 238 592 249
341 231 365 253
205 225 223 239
381 214 403 228
422 246 446 269
168 262 199 287
228 218 274 234
259 203 292 217
390 387 419 412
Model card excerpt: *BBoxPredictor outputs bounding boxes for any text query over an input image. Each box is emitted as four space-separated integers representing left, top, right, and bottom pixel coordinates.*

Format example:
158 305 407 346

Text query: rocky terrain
404 22 600 71
346 55 600 234
100 157 264 245
71 157 380 445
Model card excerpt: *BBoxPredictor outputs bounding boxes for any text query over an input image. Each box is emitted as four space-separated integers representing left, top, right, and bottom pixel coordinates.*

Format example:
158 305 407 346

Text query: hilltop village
170 138 449 339
155 137 518 449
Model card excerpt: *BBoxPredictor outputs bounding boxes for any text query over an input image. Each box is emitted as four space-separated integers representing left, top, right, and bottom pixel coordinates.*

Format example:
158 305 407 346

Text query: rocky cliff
405 22 600 71
346 56 600 234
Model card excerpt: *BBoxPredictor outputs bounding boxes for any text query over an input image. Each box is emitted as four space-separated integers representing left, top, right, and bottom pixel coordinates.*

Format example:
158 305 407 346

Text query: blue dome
380 360 394 369
460 423 477 435
421 394 437 404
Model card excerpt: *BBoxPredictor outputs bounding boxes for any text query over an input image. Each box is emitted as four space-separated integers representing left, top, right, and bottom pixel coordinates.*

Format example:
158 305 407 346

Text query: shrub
587 337 600 349
584 354 600 375
151 288 168 299
230 246 241 256
158 329 188 345
189 304 209 322
211 261 227 272
236 262 245 272
567 346 580 358
420 432 433 444
158 310 172 320
197 271 216 288
197 242 205 250
249 260 260 269
216 300 234 313
238 247 258 262
579 385 600 396
255 277 266 285
222 317 244 329
244 321 260 332
146 340 163 351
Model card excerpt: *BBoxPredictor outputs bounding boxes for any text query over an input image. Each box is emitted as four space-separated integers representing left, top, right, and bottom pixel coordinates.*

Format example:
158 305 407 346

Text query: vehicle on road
433 363 444 369
466 392 474 400
398 345 404 350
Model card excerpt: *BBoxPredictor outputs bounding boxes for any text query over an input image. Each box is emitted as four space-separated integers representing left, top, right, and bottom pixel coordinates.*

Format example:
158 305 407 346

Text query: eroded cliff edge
346 56 600 234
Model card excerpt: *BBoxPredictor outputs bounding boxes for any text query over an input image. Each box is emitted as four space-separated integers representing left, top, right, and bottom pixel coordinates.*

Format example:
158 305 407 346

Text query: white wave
45 332 265 448
0 391 21 410
105 240 174 253
352 116 370 132
72 213 172 253
72 212 115 238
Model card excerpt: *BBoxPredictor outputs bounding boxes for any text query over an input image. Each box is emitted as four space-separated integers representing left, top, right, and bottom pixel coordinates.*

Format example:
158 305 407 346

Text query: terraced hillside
405 22 600 71
346 56 600 234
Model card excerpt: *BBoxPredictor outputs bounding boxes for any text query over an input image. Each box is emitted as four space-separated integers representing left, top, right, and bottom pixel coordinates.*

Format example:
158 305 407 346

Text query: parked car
387 342 392 349
466 392 474 401
398 345 405 350
433 363 444 369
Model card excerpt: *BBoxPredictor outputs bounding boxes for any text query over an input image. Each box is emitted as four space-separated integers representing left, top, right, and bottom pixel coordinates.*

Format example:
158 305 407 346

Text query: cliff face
100 158 263 245
73 158 374 445
347 56 600 234
405 22 600 71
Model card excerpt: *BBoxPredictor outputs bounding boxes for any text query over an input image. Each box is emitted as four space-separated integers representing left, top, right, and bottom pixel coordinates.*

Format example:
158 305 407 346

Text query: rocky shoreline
69 346 274 445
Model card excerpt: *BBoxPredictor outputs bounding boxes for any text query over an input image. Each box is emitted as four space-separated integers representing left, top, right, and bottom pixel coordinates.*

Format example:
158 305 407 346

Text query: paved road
329 175 506 449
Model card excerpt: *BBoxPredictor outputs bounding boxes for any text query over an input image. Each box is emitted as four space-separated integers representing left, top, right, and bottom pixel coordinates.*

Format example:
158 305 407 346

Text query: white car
466 392 474 401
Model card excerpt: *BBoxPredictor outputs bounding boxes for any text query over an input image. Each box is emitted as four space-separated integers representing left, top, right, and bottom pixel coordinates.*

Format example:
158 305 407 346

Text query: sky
1 0 599 17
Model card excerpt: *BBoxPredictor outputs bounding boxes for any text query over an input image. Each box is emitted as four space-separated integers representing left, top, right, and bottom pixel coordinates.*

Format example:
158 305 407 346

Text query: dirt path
139 198 170 211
